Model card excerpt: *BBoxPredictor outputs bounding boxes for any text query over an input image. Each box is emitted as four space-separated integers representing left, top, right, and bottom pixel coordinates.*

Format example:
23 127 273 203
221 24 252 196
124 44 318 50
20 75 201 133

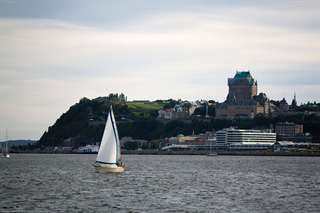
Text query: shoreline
10 150 320 156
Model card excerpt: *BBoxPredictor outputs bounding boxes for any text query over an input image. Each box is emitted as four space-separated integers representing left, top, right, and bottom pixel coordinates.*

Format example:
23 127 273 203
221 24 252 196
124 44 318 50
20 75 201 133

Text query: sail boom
95 160 117 165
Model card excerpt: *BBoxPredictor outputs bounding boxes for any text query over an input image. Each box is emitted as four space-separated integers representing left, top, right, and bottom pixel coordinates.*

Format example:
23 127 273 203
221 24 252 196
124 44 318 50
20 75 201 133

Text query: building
227 71 257 103
216 128 276 145
216 71 271 119
279 98 289 112
166 131 215 145
158 101 197 120
78 144 99 153
158 108 175 120
275 122 312 142
275 122 303 137
161 131 216 151
188 103 198 115
120 137 149 149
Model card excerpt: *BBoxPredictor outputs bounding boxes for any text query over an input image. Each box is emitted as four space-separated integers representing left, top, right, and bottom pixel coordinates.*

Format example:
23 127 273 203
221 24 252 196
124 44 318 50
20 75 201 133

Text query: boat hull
94 163 125 173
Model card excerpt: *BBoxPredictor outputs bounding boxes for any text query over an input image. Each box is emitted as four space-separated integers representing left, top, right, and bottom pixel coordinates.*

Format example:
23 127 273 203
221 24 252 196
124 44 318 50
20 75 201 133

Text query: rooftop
229 71 255 85
234 71 253 79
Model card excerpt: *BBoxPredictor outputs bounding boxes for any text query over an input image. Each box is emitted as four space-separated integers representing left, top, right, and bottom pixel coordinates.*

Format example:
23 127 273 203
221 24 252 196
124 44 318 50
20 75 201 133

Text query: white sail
96 107 119 164
110 107 121 161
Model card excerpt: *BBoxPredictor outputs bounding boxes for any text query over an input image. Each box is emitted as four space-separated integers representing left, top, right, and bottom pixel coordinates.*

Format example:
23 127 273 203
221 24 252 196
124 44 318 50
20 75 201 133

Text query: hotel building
215 71 271 119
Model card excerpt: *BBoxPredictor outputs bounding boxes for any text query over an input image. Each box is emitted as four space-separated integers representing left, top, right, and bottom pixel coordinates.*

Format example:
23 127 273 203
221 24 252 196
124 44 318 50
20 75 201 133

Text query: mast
1 129 9 157
5 129 8 155
109 105 121 163
1 129 3 156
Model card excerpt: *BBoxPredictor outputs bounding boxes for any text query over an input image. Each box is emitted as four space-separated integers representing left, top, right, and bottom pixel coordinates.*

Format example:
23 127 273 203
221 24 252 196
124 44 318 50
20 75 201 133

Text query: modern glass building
216 128 276 145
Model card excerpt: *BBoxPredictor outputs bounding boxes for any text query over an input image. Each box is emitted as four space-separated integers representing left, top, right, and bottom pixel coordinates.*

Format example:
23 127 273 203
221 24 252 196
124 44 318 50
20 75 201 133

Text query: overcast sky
1 0 320 140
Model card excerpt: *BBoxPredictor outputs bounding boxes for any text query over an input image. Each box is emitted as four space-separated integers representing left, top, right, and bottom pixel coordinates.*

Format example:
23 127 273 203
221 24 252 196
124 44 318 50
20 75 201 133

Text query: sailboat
1 142 10 158
207 134 217 157
94 106 124 173
1 129 10 158
3 142 10 158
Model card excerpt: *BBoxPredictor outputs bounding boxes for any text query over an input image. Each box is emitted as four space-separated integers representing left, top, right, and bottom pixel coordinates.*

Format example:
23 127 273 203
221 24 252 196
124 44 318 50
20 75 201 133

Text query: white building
158 108 174 120
216 128 276 145
78 144 99 153
158 101 198 120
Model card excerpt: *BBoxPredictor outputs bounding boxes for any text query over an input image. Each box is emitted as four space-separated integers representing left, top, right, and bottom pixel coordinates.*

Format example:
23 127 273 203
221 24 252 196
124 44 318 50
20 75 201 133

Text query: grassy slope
127 101 165 118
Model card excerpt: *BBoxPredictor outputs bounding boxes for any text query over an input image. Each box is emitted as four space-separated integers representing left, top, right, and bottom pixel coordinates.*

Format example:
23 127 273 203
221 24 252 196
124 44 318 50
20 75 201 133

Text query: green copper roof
231 71 255 85
234 71 252 79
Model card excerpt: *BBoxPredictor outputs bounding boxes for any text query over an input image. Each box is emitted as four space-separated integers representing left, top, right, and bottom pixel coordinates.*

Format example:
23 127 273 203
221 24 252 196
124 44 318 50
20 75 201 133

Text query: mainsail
110 107 121 162
96 106 120 164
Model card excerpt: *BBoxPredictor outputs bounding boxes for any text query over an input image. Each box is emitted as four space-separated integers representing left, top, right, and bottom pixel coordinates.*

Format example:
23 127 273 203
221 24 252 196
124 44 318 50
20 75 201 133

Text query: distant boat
207 137 217 157
94 106 124 173
1 141 10 158
1 129 10 158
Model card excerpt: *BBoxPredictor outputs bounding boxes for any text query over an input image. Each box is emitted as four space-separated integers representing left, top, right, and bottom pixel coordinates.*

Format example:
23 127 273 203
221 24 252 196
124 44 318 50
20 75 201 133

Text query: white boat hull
94 163 124 173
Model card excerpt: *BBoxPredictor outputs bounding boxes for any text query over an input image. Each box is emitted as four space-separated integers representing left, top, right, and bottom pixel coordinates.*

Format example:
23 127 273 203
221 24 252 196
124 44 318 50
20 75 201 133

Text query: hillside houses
158 101 198 120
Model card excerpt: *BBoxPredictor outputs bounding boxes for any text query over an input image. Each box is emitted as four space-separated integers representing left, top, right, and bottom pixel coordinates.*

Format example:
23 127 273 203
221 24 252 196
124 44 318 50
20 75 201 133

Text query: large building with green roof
227 71 258 104
216 71 271 119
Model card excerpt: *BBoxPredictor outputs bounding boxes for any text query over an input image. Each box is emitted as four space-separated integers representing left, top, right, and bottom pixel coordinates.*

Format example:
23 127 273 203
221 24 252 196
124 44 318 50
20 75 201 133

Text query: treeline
33 94 320 149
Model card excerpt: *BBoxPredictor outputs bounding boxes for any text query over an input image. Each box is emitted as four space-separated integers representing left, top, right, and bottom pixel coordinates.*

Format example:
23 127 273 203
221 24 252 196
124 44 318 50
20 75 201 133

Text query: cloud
0 3 320 139
2 15 319 77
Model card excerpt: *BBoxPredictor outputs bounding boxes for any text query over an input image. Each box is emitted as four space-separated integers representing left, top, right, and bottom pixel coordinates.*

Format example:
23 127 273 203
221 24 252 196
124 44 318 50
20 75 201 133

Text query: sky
0 0 320 140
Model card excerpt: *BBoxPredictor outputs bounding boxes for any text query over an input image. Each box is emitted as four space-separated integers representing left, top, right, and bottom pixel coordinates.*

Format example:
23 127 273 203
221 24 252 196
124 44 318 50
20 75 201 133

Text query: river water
1 154 320 212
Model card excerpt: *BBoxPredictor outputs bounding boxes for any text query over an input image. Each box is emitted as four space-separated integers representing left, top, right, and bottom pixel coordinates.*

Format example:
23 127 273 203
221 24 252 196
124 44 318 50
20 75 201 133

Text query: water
1 154 320 212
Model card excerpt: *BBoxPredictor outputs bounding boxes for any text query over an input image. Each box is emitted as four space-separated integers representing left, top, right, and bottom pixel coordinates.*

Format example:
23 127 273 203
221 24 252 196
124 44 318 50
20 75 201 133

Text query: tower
215 70 270 119
291 91 297 108
227 71 257 104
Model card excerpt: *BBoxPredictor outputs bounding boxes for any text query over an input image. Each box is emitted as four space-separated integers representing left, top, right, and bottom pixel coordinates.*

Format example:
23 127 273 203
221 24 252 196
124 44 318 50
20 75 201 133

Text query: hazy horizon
1 0 320 140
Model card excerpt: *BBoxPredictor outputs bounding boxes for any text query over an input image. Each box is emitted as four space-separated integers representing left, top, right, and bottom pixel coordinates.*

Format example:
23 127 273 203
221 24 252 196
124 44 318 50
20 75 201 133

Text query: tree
163 99 179 109
253 93 268 105
124 141 138 150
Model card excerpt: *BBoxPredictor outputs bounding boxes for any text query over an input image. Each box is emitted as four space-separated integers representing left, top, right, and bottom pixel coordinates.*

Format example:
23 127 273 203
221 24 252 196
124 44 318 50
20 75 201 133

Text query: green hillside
127 101 165 118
